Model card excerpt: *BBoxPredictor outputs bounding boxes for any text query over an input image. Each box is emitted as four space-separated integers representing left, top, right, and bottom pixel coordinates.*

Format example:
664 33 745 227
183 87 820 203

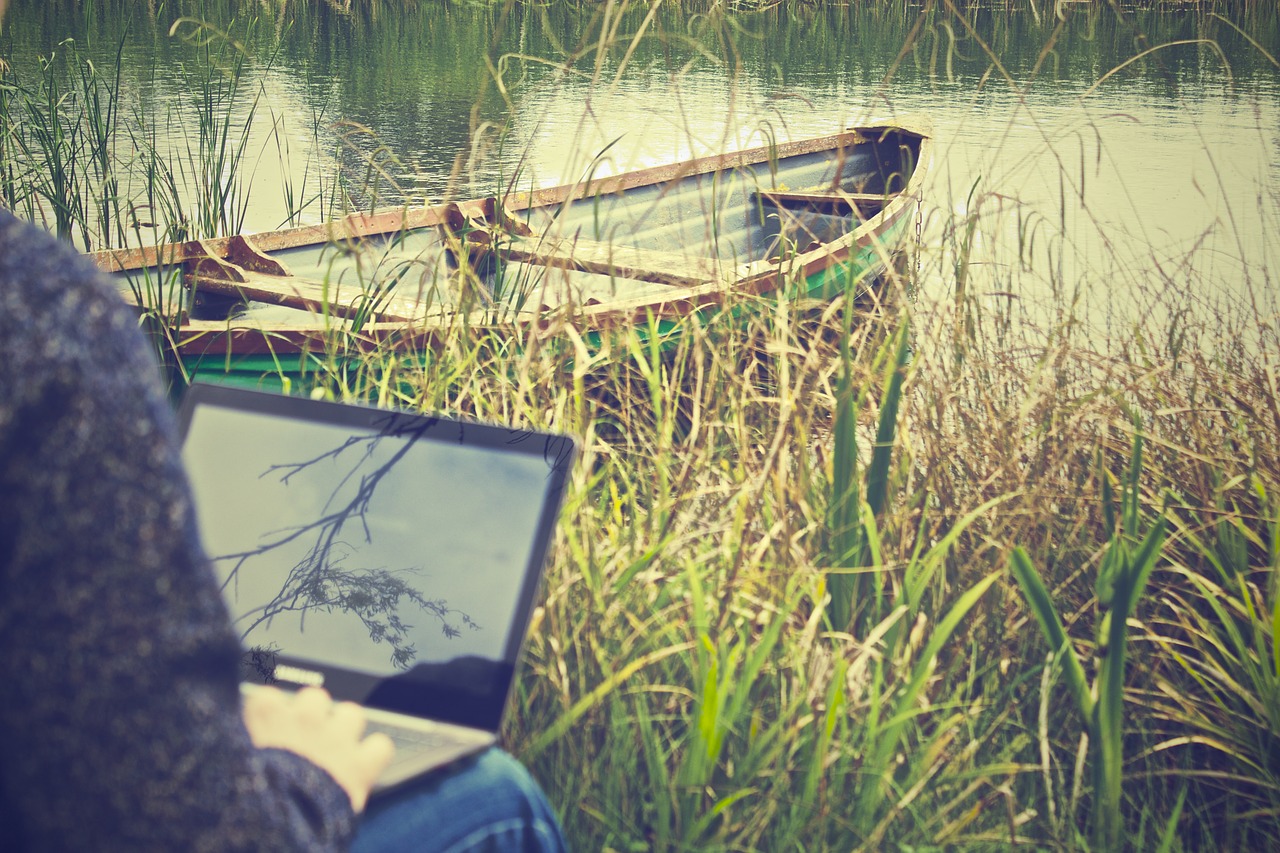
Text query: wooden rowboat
92 121 931 391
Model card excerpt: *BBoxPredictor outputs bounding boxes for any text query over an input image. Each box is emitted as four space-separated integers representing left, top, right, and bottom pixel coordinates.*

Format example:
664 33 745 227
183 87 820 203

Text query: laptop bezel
176 382 576 732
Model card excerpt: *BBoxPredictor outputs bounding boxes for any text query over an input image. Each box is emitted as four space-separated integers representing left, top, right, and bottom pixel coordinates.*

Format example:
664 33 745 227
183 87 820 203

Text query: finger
329 701 367 737
344 733 395 814
242 685 287 728
294 686 333 705
243 684 287 713
360 732 396 775
292 687 334 720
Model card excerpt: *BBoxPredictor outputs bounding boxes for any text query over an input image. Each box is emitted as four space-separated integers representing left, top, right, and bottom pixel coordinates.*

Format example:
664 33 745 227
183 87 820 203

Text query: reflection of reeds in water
0 12 381 250
4 1 1280 849
0 37 124 250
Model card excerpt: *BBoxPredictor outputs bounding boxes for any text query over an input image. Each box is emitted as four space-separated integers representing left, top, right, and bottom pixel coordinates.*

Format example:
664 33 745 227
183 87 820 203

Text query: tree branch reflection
214 414 478 671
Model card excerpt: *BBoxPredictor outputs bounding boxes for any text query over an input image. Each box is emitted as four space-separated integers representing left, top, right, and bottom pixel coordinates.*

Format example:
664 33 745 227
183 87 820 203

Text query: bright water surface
4 1 1279 342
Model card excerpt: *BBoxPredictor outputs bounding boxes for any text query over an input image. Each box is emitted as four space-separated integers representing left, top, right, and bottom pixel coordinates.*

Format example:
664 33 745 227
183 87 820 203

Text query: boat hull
97 122 932 392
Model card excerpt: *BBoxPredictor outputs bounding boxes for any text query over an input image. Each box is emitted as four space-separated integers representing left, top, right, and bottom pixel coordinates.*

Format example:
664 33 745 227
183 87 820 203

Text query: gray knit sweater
0 211 356 850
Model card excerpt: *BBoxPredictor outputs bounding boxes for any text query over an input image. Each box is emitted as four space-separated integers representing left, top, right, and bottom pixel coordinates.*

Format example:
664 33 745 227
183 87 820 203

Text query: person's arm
0 213 378 851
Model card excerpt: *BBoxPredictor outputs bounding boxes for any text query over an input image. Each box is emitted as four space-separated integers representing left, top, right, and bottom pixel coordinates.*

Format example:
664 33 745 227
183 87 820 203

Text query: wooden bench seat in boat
494 260 691 311
185 266 450 324
752 189 900 216
498 235 724 288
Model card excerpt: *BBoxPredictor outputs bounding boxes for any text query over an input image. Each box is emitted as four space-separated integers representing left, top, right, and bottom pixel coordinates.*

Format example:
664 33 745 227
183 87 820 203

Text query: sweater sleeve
0 213 357 852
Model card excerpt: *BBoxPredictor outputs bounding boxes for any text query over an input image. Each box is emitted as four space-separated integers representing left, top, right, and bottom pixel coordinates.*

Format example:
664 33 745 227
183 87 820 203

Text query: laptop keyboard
362 718 493 775
365 720 459 752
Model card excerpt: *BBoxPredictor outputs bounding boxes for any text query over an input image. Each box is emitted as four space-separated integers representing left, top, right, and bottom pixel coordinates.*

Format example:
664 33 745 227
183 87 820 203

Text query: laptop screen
178 384 574 730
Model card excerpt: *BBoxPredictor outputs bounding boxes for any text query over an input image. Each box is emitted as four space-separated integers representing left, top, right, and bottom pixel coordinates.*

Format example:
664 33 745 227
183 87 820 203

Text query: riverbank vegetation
3 0 1279 848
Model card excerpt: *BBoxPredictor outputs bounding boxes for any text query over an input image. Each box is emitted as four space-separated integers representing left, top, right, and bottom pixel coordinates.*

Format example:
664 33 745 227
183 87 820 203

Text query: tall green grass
280 216 1276 848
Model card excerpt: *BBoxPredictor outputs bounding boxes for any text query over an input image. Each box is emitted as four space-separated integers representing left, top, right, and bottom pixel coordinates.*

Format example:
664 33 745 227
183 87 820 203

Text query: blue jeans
351 749 567 853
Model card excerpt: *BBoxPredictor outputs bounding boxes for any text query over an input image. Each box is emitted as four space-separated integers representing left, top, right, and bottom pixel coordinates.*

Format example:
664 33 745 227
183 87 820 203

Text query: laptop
176 382 576 792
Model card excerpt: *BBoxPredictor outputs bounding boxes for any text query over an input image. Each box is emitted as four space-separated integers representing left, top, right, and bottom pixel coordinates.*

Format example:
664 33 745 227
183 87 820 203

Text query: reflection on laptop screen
180 389 571 729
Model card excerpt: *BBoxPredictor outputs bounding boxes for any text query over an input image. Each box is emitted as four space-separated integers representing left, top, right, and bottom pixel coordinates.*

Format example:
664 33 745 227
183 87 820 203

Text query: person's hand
242 685 395 813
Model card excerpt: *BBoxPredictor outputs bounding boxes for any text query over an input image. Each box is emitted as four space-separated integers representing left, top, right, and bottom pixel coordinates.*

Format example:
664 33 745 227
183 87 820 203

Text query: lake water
4 0 1278 342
